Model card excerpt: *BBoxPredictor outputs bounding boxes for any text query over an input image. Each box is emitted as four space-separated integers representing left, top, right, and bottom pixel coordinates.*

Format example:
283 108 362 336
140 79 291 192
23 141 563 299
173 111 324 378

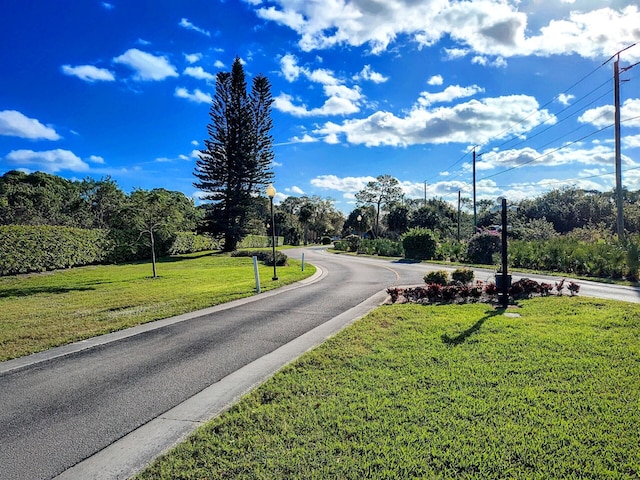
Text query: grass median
137 296 640 479
0 251 315 361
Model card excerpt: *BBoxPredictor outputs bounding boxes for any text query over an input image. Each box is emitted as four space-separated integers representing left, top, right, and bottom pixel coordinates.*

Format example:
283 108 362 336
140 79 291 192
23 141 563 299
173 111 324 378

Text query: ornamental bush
424 270 449 286
467 232 501 264
344 234 361 252
402 228 437 260
452 268 474 284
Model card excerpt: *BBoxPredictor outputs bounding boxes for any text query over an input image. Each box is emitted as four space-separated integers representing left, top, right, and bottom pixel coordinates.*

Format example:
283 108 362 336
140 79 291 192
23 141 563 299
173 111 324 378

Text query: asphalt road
1 247 638 480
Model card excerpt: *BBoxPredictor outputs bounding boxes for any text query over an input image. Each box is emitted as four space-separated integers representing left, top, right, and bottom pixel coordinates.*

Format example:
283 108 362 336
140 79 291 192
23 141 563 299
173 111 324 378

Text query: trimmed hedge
231 249 288 266
169 232 220 255
238 234 285 249
0 225 112 275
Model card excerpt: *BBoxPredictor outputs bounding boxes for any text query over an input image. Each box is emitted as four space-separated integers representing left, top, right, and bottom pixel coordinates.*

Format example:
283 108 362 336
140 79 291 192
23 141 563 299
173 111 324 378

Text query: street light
266 183 278 280
357 214 362 238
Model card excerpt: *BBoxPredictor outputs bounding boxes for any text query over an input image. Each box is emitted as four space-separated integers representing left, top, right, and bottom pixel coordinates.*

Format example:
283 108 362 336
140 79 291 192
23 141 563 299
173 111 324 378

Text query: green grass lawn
0 251 315 361
137 297 640 479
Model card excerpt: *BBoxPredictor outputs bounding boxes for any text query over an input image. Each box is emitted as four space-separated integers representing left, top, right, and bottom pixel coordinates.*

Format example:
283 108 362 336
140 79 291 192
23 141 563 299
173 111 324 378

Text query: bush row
388 277 580 305
168 232 220 255
238 234 285 249
0 225 112 275
508 238 638 280
231 249 288 266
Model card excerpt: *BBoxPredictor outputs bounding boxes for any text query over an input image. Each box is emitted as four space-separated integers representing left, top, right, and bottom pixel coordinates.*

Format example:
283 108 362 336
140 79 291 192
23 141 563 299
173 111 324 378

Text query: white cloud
417 84 484 107
313 94 554 147
0 110 61 140
579 98 640 128
191 140 199 146
183 66 215 81
179 18 210 37
101 2 114 10
184 53 203 64
286 186 305 195
310 174 376 192
89 155 105 164
113 49 178 81
624 134 640 149
427 75 443 86
476 143 637 172
61 64 115 82
175 87 212 104
4 149 89 172
354 65 388 83
275 54 363 117
214 60 226 69
253 2 640 62
557 93 575 106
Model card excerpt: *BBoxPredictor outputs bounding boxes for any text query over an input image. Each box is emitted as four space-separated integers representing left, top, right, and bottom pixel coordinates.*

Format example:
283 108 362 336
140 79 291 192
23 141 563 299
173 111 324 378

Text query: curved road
1 247 638 480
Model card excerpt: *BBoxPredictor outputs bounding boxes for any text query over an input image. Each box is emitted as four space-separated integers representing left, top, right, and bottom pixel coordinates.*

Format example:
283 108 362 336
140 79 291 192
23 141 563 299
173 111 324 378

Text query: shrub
402 228 437 260
357 238 403 257
238 235 284 248
467 232 501 264
168 232 219 255
321 236 332 245
424 270 449 286
435 240 466 262
231 249 288 266
626 240 640 282
333 240 349 252
344 234 361 252
0 225 112 276
452 268 474 284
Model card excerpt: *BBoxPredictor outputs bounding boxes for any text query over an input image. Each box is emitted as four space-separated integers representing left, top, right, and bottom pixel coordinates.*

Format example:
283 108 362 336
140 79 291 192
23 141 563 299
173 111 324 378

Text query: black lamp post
266 183 278 281
500 197 509 308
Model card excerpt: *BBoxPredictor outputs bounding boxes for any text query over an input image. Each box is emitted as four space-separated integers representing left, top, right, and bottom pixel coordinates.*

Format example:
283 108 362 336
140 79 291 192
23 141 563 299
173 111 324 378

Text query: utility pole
424 180 427 206
604 43 638 241
473 148 477 232
614 57 624 240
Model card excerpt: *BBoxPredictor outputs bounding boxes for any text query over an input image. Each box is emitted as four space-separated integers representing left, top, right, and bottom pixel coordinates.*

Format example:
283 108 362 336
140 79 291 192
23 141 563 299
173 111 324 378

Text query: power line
478 115 640 182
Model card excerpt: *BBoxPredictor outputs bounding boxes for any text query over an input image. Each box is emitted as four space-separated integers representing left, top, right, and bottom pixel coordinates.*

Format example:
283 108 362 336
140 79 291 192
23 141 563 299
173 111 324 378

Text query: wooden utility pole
604 43 637 240
614 57 624 240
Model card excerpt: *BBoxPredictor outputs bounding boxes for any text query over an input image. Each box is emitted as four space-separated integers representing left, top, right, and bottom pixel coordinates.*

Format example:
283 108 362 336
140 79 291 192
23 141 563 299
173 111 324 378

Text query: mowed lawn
0 252 314 361
138 297 640 480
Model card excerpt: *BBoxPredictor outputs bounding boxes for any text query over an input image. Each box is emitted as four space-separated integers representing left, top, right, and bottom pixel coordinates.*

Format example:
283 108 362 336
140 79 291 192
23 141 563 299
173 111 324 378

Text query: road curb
0 264 326 376
54 288 388 480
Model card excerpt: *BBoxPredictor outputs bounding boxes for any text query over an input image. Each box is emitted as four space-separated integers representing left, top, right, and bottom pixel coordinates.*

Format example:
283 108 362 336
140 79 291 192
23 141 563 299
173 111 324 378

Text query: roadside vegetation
137 297 640 479
0 252 314 361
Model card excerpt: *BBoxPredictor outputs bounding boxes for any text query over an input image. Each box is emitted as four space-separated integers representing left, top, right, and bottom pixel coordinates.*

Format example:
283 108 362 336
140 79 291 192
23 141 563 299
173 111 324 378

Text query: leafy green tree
0 170 90 227
343 207 375 238
78 176 126 229
385 204 409 236
125 189 199 277
355 174 403 238
194 57 275 251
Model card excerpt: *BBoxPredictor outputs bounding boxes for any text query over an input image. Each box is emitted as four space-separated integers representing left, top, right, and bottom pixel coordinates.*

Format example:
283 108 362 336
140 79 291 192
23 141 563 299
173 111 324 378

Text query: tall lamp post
266 183 278 280
357 214 362 238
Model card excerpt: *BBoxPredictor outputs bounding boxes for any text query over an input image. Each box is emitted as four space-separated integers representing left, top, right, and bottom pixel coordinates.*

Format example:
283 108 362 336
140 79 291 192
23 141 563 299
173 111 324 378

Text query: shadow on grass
441 309 503 346
0 285 96 299
393 258 422 264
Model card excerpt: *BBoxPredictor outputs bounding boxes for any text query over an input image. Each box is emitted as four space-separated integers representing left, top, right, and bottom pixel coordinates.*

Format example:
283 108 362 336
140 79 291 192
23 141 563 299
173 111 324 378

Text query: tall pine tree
194 57 274 251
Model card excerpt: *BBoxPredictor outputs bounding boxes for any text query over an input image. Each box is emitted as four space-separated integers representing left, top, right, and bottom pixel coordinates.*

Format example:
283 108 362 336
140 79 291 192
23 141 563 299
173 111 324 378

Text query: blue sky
1 0 639 213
